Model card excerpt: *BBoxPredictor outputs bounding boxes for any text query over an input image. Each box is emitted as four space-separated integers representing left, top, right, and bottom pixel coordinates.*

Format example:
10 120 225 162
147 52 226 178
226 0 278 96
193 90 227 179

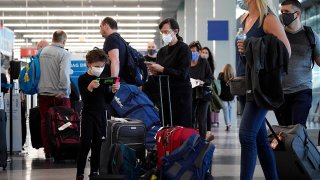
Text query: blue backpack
114 33 148 86
162 134 215 180
111 84 160 130
19 48 43 95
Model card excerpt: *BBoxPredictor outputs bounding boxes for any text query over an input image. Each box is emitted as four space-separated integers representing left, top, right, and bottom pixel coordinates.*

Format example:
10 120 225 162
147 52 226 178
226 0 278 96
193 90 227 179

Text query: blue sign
70 60 87 92
207 20 229 41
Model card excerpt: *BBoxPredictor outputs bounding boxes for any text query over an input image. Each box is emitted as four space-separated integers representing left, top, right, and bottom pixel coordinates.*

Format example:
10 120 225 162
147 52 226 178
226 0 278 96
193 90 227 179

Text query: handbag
228 76 246 96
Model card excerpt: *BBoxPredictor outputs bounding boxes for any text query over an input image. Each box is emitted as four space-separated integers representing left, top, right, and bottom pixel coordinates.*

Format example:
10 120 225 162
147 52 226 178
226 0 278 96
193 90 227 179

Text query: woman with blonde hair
218 64 235 131
236 0 291 179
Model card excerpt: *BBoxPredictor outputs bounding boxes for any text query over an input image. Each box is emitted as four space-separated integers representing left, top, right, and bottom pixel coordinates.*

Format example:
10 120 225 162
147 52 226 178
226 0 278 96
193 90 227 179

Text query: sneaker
205 131 215 142
226 125 231 131
76 175 84 180
89 172 99 177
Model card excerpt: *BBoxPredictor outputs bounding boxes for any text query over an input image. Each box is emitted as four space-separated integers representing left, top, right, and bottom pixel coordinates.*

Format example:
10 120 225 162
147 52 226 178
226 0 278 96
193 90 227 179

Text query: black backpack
303 26 316 68
115 33 148 86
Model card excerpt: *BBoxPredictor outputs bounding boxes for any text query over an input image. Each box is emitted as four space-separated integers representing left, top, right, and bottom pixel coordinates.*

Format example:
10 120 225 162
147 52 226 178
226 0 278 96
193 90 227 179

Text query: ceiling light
0 7 162 12
29 38 153 43
23 34 155 38
0 16 160 21
14 42 32 46
5 23 158 27
14 29 157 33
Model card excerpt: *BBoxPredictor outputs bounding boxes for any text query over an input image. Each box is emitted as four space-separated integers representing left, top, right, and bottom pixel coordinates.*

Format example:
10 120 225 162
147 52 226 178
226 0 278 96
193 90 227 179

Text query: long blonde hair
241 0 277 27
222 64 235 82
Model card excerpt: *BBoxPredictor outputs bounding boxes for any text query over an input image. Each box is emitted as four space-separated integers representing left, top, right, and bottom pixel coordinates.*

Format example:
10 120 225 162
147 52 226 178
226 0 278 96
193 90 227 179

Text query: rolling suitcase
155 75 199 169
266 120 320 180
46 106 81 160
0 109 7 170
29 107 43 149
100 118 146 175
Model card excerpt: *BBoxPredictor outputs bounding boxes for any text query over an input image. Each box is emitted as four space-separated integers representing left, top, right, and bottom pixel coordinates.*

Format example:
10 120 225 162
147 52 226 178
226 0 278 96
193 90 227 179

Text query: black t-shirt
156 41 192 87
103 32 127 79
144 55 156 62
78 72 113 112
190 58 213 85
218 72 234 101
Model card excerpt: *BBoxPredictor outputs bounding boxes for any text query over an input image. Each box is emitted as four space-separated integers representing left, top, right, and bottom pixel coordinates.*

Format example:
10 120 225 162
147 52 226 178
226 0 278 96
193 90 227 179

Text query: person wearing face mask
147 18 193 127
38 30 72 158
144 40 157 62
274 0 320 127
76 48 120 180
189 41 213 139
236 0 291 179
142 40 159 105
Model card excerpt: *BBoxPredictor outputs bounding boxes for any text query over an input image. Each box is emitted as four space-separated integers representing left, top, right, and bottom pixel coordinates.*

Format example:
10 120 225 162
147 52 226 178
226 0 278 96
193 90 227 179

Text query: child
76 48 120 180
218 64 235 131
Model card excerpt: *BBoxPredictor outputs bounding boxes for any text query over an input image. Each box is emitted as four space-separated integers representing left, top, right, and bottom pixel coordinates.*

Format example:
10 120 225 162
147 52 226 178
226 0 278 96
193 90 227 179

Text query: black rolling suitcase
267 121 320 180
100 118 146 175
29 107 43 149
0 109 7 170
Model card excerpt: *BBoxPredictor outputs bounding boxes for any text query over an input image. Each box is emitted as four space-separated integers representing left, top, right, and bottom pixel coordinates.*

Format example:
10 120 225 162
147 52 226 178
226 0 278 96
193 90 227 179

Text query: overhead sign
0 27 14 56
207 20 229 41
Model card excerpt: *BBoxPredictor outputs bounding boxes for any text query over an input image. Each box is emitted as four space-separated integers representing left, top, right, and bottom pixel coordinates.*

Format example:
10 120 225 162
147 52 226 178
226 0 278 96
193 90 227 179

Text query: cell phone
144 61 156 65
96 77 119 85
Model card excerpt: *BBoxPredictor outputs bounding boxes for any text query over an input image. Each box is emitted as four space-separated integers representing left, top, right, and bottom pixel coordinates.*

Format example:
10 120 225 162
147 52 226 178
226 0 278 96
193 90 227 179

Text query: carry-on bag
155 75 199 169
100 118 146 175
29 107 43 149
0 110 7 170
46 106 80 159
162 134 215 180
266 120 320 180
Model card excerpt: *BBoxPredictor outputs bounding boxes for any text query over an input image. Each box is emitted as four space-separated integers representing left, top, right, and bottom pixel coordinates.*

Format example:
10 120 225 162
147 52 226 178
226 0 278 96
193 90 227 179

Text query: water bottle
237 27 247 56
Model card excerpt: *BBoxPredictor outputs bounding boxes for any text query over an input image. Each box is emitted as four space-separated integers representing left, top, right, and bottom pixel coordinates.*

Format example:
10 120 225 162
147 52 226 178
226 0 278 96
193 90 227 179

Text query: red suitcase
155 75 199 169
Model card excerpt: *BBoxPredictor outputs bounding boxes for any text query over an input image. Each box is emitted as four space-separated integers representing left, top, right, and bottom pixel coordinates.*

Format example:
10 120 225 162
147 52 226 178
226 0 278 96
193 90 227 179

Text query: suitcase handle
158 75 173 127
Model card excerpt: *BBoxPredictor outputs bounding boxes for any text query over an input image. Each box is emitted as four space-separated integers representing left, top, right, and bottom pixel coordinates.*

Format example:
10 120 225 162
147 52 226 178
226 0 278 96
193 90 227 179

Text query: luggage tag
270 131 283 150
58 122 72 131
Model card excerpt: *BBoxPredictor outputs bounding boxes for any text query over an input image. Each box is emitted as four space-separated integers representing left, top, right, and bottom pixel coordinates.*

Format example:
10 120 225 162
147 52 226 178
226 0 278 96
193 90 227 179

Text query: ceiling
0 0 184 56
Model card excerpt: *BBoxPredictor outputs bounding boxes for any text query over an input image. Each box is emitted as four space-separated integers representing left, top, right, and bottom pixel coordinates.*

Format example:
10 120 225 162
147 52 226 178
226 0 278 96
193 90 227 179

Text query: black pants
192 99 210 139
77 111 106 176
159 85 192 127
274 89 312 127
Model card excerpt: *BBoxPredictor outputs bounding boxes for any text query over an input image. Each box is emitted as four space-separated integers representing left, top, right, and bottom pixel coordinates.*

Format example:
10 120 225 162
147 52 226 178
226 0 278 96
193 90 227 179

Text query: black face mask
280 12 297 26
147 49 157 56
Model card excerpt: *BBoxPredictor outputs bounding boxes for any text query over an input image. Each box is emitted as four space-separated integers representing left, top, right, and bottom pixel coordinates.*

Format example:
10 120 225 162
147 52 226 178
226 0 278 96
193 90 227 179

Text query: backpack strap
303 26 316 68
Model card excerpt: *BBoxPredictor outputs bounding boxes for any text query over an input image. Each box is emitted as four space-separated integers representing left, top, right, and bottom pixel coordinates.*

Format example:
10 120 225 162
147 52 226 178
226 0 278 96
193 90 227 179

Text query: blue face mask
237 0 248 10
192 52 199 61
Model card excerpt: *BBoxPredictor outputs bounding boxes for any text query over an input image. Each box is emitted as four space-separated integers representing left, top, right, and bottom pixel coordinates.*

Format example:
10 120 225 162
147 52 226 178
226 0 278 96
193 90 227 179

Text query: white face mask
91 66 104 77
162 33 173 45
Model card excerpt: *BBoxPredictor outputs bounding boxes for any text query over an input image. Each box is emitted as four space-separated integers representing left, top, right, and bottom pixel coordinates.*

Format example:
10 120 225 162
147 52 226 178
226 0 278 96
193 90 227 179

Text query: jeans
38 95 70 154
274 89 312 127
222 100 234 126
239 101 278 180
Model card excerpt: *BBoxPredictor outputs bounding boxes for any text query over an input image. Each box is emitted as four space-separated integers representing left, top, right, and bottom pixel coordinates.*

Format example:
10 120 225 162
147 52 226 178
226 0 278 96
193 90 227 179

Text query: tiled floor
0 112 319 180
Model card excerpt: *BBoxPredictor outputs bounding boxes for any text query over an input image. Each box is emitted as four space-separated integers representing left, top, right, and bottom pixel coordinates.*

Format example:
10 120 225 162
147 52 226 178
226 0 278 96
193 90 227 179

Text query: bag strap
265 119 282 143
303 26 316 68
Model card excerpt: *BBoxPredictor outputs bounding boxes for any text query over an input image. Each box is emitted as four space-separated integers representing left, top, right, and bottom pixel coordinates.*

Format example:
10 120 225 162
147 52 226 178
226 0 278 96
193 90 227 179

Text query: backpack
114 33 148 86
162 134 215 180
303 26 316 68
19 48 43 95
108 143 142 180
111 84 160 130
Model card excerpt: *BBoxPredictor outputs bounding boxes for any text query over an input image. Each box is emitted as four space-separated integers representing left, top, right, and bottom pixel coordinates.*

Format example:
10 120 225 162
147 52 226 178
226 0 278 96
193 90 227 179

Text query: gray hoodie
38 43 71 98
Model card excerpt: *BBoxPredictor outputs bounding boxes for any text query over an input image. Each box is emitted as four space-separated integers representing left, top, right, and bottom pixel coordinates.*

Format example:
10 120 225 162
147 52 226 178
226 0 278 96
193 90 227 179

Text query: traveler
144 40 157 62
275 0 320 127
76 48 120 180
38 30 72 158
189 41 213 139
236 0 291 179
147 18 193 127
218 64 235 131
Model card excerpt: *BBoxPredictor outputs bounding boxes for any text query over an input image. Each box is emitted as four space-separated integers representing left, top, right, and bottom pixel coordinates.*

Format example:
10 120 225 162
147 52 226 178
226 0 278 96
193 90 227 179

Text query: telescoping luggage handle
266 119 282 143
158 75 173 127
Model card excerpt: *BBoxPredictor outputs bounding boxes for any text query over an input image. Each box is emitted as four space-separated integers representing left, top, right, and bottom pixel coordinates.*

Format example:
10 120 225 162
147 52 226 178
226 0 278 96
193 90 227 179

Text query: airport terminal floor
0 112 319 180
